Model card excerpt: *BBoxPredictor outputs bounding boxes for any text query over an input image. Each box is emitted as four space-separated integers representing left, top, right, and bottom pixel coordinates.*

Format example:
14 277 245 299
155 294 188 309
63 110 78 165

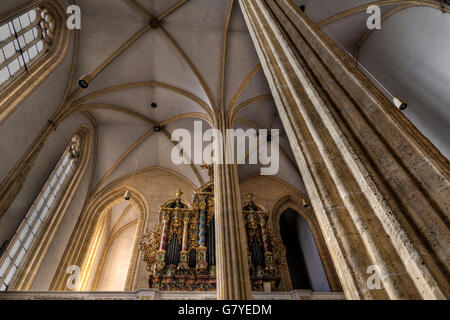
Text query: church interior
0 0 448 301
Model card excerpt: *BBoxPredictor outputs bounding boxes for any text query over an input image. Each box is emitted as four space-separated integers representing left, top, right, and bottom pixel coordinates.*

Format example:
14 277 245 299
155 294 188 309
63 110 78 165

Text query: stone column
240 0 449 300
214 116 252 300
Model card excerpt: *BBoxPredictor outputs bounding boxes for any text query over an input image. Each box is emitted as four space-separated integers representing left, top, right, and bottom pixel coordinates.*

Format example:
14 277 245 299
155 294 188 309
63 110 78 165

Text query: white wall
359 7 450 159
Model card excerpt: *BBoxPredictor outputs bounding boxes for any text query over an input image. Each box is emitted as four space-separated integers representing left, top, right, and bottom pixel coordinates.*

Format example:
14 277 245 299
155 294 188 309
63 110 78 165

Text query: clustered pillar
239 0 450 300
213 111 252 299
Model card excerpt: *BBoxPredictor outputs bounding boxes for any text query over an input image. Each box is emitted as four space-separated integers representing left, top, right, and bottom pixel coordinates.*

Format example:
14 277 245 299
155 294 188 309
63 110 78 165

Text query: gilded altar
140 169 284 292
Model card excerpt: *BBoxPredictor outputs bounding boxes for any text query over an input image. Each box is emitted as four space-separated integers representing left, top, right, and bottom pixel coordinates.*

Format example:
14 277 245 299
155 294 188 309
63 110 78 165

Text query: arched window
0 8 53 86
0 1 69 123
0 129 91 291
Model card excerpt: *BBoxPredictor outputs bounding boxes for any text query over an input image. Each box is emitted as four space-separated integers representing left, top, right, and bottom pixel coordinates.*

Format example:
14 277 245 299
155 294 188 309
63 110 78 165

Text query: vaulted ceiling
65 0 305 193
1 0 449 208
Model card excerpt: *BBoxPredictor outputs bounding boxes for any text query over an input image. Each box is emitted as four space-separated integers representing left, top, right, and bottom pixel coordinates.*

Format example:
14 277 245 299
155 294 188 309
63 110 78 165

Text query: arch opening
279 208 331 292
90 200 139 291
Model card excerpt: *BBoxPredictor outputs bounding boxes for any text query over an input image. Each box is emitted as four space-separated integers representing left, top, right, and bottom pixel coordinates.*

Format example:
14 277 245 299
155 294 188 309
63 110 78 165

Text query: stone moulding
0 289 346 300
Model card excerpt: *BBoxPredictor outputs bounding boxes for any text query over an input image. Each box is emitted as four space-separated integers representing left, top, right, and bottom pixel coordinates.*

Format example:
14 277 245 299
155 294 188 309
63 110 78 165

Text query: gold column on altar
178 213 190 271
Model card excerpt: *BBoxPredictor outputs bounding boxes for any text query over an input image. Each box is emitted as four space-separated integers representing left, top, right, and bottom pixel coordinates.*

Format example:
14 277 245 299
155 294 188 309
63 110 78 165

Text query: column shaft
240 0 450 299
214 117 252 300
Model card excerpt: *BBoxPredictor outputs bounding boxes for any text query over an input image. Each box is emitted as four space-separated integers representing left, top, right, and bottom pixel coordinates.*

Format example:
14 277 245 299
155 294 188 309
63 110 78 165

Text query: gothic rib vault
0 0 448 300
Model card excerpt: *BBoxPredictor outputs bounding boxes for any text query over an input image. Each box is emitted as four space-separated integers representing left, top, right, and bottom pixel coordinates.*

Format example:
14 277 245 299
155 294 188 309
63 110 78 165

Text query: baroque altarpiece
140 167 285 292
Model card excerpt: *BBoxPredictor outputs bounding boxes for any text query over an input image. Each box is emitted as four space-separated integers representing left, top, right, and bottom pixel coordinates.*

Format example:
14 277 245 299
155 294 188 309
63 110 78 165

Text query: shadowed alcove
90 200 139 291
280 208 331 292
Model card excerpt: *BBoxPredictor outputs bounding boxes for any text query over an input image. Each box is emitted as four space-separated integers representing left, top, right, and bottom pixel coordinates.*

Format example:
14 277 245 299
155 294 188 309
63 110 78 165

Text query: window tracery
0 134 81 291
0 7 55 87
0 1 69 123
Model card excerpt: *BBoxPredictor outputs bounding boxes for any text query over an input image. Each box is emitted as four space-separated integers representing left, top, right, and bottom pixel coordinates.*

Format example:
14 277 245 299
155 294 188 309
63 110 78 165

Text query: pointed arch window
0 135 81 291
0 7 54 86
0 1 69 123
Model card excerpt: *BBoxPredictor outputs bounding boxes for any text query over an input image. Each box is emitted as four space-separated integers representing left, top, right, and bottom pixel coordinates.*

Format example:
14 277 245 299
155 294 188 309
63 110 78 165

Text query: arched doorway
280 208 331 292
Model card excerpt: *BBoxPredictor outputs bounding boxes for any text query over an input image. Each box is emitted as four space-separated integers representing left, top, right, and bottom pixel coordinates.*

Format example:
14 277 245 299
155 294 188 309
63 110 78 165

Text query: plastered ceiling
1 0 449 203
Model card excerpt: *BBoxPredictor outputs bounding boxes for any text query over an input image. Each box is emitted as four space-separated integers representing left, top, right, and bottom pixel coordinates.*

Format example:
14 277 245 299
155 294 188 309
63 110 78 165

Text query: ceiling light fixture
393 97 407 111
78 74 91 89
302 199 309 208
